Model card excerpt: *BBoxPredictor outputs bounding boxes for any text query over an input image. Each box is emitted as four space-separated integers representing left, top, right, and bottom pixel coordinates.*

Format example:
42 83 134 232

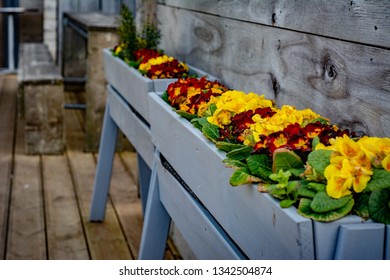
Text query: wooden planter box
103 48 215 124
148 92 390 260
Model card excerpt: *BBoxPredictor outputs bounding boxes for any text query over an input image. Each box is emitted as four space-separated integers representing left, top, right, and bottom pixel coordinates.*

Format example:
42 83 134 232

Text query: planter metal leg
138 150 171 260
89 101 118 221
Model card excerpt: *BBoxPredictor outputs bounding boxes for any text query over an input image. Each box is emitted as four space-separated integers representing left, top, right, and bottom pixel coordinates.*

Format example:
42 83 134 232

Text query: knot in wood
322 54 338 81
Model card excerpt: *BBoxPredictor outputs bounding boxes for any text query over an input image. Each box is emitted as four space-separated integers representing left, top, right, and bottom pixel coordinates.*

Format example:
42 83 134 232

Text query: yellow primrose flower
324 158 353 198
358 136 390 168
207 109 232 127
334 134 361 159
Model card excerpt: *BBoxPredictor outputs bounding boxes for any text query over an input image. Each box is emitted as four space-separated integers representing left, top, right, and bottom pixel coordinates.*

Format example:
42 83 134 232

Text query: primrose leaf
269 169 292 185
175 110 197 121
297 198 354 222
307 182 326 193
367 169 390 191
229 168 262 186
226 145 253 161
202 123 220 142
272 148 304 174
222 158 247 169
161 91 169 103
216 141 245 153
298 185 317 198
280 199 297 208
310 191 353 213
369 189 390 224
246 154 273 182
353 193 370 220
307 150 332 177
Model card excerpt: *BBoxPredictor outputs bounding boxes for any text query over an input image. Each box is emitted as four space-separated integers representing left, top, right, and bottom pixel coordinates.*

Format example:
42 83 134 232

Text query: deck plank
6 118 46 260
64 93 132 260
107 153 143 259
42 155 90 259
0 75 17 259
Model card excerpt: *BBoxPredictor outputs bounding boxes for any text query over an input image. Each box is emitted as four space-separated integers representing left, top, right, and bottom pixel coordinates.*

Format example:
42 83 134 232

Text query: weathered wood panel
157 5 390 137
160 0 390 48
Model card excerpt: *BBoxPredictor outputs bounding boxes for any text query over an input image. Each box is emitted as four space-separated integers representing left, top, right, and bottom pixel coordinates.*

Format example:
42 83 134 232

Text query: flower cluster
164 76 390 224
317 135 390 198
138 54 190 79
113 4 190 80
166 76 228 114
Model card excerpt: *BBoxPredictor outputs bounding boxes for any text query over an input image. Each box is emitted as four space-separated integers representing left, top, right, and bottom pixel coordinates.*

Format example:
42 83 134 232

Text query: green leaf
369 189 390 224
202 123 220 142
269 169 292 185
222 158 247 169
272 148 304 173
311 136 321 149
226 145 253 161
310 191 353 213
298 185 317 198
280 199 297 208
175 110 197 121
297 198 354 222
367 168 390 191
307 150 332 177
216 141 245 153
308 182 326 192
246 154 273 182
353 193 370 220
161 91 169 103
229 168 262 186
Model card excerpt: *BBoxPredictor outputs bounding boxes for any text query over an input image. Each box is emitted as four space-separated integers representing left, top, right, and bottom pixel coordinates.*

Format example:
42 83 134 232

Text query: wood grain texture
43 155 89 260
6 119 46 260
157 5 390 137
160 0 390 48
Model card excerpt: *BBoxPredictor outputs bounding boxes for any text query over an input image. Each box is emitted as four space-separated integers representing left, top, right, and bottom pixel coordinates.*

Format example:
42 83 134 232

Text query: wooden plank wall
154 0 390 138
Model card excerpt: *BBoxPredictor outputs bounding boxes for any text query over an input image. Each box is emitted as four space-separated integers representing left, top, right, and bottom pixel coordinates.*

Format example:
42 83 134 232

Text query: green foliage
201 123 220 142
272 149 304 174
117 4 161 61
175 110 197 121
297 198 355 222
225 146 253 161
139 22 160 50
216 141 246 153
367 169 390 191
246 154 273 182
117 5 138 61
369 189 390 224
307 149 332 177
310 191 353 213
229 168 262 186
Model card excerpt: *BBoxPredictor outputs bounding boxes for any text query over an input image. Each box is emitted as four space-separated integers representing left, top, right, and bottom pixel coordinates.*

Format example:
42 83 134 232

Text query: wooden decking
0 74 180 260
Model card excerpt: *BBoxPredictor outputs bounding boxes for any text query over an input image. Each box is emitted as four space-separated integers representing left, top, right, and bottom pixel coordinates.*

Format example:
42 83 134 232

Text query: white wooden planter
103 48 216 124
148 91 390 260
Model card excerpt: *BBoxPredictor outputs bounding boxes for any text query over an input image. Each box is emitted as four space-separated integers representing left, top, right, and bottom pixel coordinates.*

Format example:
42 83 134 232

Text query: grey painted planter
148 91 390 260
103 48 217 124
